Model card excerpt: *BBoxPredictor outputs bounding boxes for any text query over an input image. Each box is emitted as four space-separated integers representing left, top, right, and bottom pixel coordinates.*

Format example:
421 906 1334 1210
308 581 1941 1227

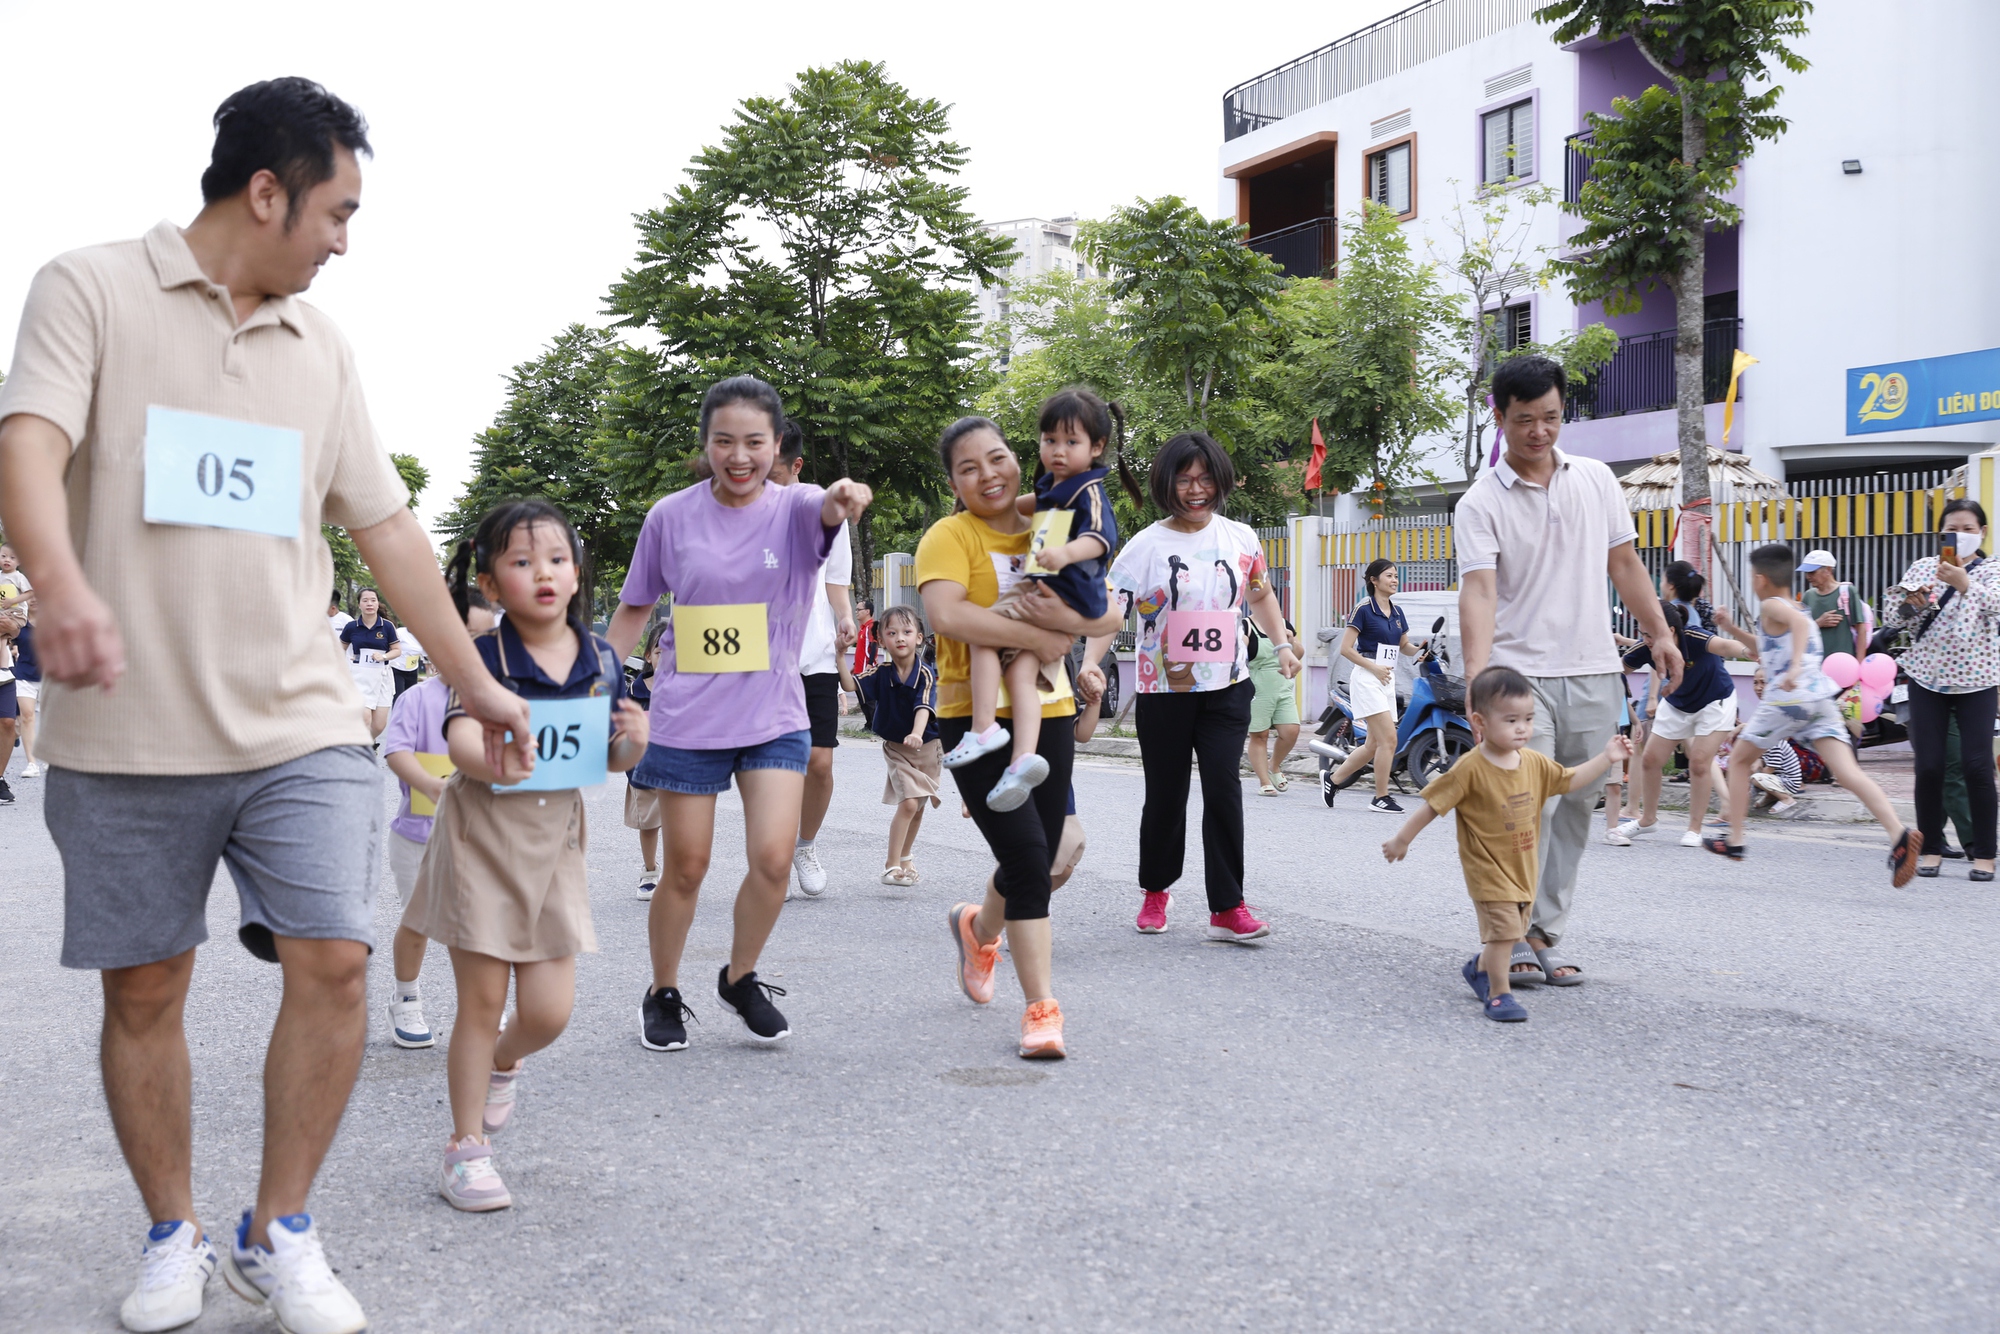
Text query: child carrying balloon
403 499 650 1212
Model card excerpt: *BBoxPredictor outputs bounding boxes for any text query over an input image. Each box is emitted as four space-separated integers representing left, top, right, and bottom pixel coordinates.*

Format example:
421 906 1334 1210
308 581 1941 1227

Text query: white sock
395 977 420 1003
796 837 814 850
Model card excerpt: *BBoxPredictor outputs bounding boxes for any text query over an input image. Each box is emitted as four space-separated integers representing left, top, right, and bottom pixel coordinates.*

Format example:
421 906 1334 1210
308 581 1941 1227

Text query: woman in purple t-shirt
607 376 873 1054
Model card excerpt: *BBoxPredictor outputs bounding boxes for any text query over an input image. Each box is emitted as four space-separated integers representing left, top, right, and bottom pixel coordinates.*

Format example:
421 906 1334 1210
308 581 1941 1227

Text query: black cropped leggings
940 712 1075 921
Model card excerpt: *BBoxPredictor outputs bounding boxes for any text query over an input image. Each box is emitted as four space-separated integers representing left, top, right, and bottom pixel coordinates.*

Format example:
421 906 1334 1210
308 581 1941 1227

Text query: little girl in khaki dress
405 499 649 1213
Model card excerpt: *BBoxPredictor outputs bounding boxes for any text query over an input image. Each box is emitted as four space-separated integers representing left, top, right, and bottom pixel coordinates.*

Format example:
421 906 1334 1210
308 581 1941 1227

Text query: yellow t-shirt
1421 748 1575 903
913 510 1076 721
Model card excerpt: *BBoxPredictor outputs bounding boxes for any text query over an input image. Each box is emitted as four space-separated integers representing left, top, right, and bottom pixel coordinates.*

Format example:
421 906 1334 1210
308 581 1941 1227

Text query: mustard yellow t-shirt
913 510 1076 721
1421 748 1575 903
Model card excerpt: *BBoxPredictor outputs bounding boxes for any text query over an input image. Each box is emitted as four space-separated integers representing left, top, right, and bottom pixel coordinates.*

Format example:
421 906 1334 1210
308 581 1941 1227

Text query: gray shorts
46 745 382 969
1737 698 1849 752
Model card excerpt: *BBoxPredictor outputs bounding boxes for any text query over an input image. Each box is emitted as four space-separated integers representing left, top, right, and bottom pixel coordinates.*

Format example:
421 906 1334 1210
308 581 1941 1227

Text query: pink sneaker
482 1061 523 1136
1135 891 1172 934
1207 903 1269 941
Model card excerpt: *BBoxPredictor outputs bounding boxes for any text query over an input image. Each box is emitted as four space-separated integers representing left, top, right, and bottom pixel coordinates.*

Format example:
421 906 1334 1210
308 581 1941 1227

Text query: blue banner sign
1847 346 2000 436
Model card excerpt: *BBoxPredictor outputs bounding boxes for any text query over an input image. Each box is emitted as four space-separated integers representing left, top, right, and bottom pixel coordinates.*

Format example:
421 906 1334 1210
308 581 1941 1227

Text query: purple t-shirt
619 480 836 750
380 676 450 843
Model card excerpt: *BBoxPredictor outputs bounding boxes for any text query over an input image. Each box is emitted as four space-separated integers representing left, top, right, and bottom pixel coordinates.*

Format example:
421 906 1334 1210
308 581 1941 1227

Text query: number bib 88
142 405 302 539
672 603 771 674
1164 610 1237 663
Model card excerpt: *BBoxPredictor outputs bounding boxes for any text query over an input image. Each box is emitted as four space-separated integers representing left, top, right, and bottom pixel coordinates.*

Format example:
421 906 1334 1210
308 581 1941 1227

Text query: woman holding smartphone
1881 498 2000 879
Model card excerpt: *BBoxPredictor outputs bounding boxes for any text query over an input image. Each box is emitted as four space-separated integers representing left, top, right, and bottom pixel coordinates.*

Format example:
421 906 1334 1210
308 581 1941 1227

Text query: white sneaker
1679 829 1706 847
121 1220 216 1332
636 868 658 902
793 844 828 897
1602 828 1632 847
222 1211 367 1334
19 761 41 778
386 992 432 1049
1771 797 1804 819
1614 818 1659 840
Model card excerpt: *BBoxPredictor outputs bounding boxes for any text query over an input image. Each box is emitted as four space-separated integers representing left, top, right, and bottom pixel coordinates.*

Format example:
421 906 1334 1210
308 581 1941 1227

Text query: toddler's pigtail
447 539 475 621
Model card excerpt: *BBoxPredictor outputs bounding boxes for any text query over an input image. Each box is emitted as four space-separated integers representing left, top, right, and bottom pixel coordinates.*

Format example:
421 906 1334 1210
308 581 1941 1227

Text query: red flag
1304 418 1326 491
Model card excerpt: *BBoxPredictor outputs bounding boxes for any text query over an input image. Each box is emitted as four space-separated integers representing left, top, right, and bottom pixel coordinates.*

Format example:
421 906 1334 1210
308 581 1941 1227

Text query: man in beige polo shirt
1457 355 1683 990
0 78 530 1334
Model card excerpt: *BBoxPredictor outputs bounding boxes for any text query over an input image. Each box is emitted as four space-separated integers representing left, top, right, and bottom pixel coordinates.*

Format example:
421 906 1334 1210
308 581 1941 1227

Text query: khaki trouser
1524 672 1623 948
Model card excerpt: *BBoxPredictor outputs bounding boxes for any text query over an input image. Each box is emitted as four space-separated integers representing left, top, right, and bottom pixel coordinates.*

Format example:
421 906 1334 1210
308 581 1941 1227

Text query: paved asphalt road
2 741 1995 1332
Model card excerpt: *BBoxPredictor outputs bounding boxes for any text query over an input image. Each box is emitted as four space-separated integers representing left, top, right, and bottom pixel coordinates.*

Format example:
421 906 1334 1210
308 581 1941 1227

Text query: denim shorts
629 730 812 796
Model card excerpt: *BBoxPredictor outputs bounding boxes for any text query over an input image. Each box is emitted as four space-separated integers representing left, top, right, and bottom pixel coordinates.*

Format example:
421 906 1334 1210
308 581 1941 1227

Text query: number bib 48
1164 610 1237 663
673 603 771 674
493 695 611 793
143 406 302 539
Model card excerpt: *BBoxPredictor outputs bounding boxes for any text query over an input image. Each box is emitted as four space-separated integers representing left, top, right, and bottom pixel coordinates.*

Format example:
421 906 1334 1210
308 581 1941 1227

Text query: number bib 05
493 695 611 793
142 406 302 539
672 603 771 674
1164 610 1237 663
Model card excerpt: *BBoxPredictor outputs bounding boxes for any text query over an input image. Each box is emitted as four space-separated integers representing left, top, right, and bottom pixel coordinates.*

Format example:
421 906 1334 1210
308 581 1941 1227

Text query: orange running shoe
949 902 999 1004
1019 999 1066 1060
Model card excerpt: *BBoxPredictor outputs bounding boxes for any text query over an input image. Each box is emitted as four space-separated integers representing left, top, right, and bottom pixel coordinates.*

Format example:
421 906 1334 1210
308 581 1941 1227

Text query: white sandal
1258 783 1279 797
880 867 914 886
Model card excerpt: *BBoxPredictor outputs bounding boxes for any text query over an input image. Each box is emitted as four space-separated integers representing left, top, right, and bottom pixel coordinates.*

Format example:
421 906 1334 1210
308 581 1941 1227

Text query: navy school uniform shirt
1349 598 1408 658
1622 624 1734 713
857 658 940 744
10 621 37 682
340 615 399 662
1031 466 1116 620
445 616 627 742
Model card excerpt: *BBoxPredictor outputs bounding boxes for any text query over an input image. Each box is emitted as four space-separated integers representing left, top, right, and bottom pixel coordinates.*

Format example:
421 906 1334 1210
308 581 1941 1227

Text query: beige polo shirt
1455 446 1636 678
0 220 408 774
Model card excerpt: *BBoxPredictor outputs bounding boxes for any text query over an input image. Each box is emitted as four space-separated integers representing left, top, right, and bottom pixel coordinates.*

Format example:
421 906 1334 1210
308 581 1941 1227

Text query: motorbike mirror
1430 616 1446 633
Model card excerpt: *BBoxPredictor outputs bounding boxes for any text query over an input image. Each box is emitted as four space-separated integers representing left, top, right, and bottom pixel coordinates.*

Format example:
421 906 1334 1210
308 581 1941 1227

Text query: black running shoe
1369 795 1405 815
716 965 790 1043
639 986 696 1051
0 779 14 805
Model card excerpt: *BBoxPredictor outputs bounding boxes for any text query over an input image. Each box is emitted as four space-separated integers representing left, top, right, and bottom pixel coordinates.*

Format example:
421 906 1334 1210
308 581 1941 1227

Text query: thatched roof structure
1618 448 1785 511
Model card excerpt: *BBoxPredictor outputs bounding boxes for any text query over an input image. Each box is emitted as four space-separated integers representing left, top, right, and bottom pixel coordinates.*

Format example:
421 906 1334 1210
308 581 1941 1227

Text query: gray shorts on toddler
46 745 381 969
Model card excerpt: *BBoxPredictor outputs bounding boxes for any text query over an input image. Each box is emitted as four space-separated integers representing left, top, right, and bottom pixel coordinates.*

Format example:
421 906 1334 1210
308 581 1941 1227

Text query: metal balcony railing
1221 0 1541 141
1564 130 1595 204
1246 218 1337 279
1566 318 1743 421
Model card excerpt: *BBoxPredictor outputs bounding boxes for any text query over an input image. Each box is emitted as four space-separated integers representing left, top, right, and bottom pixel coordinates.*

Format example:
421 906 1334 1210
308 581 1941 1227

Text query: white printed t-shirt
1454 447 1636 677
1109 516 1267 693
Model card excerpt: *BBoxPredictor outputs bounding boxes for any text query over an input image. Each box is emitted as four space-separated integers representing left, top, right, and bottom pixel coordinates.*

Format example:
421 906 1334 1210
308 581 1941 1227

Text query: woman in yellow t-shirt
916 415 1123 1060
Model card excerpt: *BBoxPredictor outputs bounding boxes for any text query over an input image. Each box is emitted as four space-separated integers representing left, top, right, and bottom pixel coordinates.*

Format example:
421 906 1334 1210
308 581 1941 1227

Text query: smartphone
1941 536 1961 567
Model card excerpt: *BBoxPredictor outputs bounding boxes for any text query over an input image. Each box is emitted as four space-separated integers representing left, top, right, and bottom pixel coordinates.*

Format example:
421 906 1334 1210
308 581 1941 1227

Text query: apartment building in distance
975 216 1101 366
1216 0 2000 498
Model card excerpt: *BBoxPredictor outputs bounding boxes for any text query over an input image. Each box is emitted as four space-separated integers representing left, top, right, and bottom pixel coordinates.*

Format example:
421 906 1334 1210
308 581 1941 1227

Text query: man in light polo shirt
1457 355 1683 987
0 78 530 1334
770 421 856 896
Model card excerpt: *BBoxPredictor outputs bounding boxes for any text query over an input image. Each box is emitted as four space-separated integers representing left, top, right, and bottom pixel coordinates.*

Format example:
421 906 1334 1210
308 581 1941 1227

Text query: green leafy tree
441 324 625 601
1538 0 1811 523
325 452 428 613
1283 203 1461 518
600 60 1013 575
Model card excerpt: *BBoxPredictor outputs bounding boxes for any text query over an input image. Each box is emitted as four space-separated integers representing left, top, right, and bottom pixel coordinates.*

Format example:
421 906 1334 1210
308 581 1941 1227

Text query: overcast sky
0 0 1404 535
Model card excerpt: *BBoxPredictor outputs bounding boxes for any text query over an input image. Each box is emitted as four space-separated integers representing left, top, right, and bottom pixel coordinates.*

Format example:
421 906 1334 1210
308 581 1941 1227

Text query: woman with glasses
1106 433 1296 941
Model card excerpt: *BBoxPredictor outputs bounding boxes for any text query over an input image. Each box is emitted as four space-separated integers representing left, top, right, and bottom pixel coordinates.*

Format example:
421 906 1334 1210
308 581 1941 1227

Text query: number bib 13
142 406 302 539
672 603 771 674
1164 610 1237 663
493 695 611 793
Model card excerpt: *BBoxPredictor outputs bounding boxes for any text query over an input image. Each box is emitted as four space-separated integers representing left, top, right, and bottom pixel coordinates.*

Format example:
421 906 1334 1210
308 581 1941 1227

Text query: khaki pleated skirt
401 773 597 962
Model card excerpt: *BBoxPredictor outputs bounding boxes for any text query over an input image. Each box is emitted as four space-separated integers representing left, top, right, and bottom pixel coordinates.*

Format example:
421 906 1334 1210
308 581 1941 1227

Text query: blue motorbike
1311 615 1474 807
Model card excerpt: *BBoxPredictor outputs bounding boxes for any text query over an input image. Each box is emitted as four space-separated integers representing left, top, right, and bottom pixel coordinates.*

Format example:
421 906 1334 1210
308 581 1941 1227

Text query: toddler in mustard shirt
1383 665 1630 1022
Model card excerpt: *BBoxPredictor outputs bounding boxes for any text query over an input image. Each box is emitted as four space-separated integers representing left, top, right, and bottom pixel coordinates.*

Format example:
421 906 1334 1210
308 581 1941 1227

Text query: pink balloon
1860 653 1898 694
1859 686 1886 723
1822 652 1861 690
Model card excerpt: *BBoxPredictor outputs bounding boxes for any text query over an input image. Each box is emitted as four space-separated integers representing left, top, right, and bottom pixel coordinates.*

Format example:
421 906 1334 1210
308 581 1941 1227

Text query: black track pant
1907 681 1998 861
1134 680 1253 914
940 712 1075 921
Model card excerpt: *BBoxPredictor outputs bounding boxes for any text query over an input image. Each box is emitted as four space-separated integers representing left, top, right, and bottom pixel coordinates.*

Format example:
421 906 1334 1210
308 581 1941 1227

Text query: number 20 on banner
673 603 771 674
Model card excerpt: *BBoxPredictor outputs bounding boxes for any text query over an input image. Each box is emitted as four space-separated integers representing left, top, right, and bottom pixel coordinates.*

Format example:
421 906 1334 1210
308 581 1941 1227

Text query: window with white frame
1481 99 1534 183
1367 141 1412 216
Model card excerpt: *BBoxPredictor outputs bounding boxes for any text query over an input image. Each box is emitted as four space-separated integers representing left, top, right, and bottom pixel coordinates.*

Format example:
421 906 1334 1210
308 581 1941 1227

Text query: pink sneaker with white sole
1207 903 1270 941
1135 891 1171 934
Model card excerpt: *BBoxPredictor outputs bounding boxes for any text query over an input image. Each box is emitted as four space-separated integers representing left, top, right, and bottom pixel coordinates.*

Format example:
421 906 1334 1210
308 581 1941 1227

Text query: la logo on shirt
763 548 779 569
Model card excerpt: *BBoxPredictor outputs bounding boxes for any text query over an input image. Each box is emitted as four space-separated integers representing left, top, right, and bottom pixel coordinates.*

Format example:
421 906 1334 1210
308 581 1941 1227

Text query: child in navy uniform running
942 387 1136 812
841 604 942 885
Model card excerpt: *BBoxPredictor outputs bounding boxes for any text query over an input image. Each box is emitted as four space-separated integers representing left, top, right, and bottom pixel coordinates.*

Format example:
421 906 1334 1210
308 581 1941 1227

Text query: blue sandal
1461 956 1490 1002
1484 993 1529 1022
